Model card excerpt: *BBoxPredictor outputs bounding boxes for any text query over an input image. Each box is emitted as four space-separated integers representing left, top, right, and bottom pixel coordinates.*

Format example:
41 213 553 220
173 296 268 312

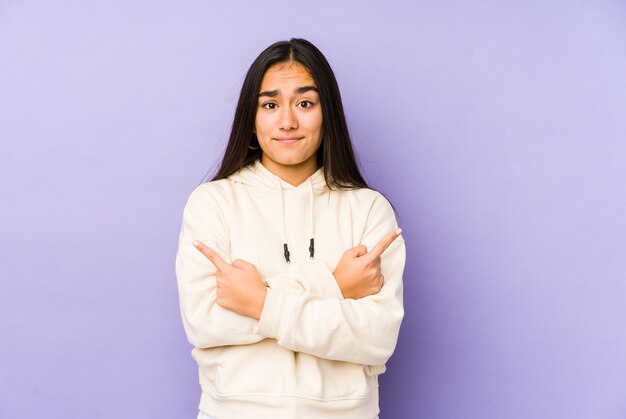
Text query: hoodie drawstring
277 176 316 263
308 178 315 259
277 178 291 263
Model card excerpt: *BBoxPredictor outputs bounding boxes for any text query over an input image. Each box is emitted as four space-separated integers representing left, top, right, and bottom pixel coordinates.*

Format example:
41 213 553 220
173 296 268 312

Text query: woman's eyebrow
259 89 279 98
295 85 318 94
258 86 319 98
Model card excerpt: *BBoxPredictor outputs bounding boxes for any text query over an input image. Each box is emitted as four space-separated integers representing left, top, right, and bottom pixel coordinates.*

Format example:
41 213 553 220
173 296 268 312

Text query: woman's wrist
251 287 268 320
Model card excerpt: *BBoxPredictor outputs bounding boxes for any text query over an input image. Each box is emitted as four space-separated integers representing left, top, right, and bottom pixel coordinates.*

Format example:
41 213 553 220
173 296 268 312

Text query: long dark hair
211 38 368 189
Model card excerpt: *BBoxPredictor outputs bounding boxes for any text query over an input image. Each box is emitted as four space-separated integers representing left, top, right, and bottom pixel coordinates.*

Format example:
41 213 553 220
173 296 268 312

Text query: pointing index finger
193 240 230 271
367 228 402 259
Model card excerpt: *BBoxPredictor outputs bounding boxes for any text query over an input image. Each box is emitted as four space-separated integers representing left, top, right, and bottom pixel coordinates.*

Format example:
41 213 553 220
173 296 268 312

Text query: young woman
176 38 405 419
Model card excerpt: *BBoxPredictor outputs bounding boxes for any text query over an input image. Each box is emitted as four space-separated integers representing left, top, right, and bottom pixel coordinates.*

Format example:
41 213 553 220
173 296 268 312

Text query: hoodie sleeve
175 184 264 349
256 194 405 366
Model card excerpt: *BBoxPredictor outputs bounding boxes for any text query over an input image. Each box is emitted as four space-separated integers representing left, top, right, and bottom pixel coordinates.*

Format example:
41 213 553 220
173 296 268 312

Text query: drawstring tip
309 238 315 259
283 243 291 263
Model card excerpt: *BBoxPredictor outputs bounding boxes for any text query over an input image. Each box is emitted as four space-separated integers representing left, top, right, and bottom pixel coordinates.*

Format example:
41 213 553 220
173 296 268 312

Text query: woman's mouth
275 137 303 144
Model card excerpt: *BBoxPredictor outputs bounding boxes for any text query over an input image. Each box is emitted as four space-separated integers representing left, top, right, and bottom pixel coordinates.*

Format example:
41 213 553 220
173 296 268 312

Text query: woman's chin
263 153 316 168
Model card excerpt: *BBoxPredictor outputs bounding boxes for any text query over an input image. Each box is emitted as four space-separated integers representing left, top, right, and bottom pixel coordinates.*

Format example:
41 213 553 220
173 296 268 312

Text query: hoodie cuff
302 261 344 299
256 288 285 339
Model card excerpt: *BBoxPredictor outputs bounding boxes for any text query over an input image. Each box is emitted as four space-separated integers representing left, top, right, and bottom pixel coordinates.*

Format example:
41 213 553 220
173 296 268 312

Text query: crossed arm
192 227 402 320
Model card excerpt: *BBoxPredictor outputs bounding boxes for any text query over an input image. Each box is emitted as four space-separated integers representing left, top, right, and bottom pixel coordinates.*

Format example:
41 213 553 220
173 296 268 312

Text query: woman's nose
278 107 298 130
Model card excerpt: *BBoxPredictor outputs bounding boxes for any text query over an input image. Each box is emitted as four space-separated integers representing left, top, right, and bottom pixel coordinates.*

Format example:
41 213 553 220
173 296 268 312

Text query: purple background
1 1 625 418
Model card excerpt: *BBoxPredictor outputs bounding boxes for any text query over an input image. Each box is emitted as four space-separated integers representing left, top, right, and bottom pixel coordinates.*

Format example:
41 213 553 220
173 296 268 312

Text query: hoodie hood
230 160 327 262
230 159 328 192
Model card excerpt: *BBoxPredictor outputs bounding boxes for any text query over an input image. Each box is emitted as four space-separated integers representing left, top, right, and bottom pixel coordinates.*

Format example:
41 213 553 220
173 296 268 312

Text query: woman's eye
298 100 313 109
262 102 277 110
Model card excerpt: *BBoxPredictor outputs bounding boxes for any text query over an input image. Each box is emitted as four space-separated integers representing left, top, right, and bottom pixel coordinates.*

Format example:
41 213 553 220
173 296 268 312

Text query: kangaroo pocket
193 339 371 401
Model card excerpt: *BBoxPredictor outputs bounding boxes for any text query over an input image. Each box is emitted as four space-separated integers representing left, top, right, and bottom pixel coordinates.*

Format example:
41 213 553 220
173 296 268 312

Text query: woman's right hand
332 228 402 299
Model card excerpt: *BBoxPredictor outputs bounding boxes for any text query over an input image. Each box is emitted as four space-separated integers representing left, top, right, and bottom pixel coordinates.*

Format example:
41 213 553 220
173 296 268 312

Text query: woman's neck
260 155 318 187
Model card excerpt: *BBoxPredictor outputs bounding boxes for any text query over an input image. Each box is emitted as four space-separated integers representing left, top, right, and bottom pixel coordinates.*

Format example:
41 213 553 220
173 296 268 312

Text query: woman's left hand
193 241 267 320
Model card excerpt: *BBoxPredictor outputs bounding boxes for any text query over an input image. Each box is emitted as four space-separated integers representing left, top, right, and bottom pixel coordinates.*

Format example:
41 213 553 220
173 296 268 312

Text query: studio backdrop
1 1 625 418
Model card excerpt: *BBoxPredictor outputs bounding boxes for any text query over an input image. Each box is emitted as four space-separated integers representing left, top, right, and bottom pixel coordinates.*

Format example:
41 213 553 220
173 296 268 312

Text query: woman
176 38 405 419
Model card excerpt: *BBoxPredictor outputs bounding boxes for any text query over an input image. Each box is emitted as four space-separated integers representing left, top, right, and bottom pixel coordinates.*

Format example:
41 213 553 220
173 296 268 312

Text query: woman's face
254 61 323 181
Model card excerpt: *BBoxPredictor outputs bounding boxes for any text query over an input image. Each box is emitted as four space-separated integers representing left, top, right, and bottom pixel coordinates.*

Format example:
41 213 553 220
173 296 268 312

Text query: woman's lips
275 137 303 144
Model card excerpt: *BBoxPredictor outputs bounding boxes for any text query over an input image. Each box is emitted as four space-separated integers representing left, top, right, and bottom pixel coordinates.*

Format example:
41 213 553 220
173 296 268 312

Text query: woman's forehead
260 62 316 90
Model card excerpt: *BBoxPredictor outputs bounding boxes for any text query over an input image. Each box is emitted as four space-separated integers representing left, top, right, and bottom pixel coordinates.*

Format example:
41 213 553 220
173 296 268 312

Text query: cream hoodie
176 160 405 419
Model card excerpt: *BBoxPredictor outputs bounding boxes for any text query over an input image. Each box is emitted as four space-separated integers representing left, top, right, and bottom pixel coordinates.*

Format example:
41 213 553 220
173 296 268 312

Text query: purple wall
1 1 625 418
